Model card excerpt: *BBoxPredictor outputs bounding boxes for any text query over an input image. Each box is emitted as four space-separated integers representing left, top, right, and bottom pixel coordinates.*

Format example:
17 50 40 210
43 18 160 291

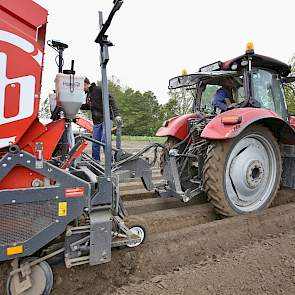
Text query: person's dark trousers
92 120 112 161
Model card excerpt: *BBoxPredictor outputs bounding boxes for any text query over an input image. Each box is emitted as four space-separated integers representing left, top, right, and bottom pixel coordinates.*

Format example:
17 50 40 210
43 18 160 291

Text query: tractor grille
0 200 57 245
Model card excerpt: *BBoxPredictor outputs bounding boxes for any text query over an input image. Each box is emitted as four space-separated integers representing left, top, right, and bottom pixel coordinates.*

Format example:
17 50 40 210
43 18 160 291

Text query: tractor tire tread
203 125 281 217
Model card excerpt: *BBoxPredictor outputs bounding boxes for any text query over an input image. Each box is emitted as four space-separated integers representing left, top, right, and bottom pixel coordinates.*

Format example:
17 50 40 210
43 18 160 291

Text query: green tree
157 88 195 123
118 89 161 136
285 55 295 114
167 88 194 115
39 98 51 119
108 79 163 136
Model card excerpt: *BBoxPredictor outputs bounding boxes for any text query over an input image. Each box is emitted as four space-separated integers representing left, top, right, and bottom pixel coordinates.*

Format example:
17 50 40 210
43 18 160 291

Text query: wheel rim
7 260 53 295
126 226 145 248
225 133 278 212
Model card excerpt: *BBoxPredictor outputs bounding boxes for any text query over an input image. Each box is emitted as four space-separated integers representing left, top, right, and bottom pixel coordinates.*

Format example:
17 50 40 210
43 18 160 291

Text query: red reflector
221 115 242 125
65 187 84 198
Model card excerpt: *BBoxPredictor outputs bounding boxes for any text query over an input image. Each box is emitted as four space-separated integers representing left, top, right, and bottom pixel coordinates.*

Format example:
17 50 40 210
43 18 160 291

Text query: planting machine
0 1 156 294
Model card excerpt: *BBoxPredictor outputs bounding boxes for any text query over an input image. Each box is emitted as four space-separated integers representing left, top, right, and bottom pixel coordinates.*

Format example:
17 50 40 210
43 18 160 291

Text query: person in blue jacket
213 78 236 112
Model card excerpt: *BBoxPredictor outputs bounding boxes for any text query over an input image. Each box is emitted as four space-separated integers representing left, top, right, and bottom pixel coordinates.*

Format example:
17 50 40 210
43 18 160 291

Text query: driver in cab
212 77 237 112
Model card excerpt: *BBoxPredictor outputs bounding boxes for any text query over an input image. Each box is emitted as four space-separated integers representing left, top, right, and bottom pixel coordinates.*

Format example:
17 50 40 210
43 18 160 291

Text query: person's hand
228 103 237 109
115 116 122 125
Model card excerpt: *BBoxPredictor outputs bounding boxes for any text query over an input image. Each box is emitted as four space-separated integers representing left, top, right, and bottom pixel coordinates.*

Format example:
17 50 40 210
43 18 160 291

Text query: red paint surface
156 114 198 141
201 108 282 139
0 1 47 148
75 115 93 133
289 116 295 130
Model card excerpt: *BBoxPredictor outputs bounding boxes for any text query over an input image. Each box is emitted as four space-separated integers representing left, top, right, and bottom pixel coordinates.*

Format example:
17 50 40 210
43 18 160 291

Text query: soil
51 198 295 295
114 230 295 295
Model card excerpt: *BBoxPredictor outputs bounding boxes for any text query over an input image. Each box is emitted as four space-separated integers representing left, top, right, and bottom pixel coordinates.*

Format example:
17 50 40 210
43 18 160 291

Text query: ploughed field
1 140 295 294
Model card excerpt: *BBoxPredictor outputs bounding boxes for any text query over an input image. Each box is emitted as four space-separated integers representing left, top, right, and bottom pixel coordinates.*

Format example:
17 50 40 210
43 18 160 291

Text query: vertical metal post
98 11 112 180
58 48 63 73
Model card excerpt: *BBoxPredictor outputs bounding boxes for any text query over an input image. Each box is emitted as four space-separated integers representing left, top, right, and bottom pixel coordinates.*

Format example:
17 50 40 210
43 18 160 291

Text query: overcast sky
34 0 295 104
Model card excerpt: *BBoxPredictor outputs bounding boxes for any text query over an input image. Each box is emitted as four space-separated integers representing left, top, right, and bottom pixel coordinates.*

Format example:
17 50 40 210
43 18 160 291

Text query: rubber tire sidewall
6 259 53 295
204 124 282 216
125 216 148 247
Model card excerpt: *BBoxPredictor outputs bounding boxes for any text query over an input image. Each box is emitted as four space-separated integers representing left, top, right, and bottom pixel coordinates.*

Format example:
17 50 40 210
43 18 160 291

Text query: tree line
285 55 295 114
99 78 189 136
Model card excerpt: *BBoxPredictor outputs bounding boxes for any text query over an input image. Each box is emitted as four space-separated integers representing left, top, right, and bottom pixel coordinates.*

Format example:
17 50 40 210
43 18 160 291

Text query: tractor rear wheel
203 125 281 216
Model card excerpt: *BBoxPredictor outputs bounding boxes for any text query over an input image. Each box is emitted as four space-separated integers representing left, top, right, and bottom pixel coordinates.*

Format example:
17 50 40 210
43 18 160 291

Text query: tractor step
282 145 295 189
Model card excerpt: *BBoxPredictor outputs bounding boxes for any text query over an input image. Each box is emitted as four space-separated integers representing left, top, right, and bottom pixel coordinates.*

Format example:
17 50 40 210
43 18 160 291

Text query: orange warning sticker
65 187 84 198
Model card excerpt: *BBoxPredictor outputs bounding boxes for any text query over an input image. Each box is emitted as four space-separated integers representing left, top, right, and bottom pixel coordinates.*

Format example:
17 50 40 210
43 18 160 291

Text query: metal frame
0 149 90 261
3 3 156 289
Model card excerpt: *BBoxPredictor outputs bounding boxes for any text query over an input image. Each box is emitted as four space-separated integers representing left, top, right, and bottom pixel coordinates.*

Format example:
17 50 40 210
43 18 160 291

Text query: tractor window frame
251 68 288 119
198 72 246 113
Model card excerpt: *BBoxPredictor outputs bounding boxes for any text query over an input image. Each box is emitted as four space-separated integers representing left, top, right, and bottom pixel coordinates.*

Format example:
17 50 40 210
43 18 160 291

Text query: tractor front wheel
203 125 281 216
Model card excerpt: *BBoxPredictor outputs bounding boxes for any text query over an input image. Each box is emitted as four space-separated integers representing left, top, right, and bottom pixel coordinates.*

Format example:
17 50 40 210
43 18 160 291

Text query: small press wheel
125 216 147 248
7 259 53 295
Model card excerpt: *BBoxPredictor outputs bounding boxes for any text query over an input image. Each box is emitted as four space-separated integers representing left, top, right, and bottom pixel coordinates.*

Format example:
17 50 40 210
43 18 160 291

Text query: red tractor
156 44 295 216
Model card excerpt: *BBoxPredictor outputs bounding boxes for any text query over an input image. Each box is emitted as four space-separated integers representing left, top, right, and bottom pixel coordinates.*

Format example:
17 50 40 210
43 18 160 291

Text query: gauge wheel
125 216 147 248
203 124 281 216
7 258 53 295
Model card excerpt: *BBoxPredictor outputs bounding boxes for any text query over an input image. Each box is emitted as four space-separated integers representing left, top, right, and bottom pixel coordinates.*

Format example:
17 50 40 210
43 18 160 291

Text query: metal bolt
26 160 31 164
2 163 7 167
7 157 11 161
66 229 72 236
102 251 107 259
19 154 23 158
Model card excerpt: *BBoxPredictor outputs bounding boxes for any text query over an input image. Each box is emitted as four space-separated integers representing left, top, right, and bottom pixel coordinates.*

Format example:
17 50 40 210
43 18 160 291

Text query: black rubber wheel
203 124 282 217
7 259 53 295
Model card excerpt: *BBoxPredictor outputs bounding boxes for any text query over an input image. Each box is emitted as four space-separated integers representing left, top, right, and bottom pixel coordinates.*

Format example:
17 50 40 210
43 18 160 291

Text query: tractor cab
169 69 242 115
168 43 294 121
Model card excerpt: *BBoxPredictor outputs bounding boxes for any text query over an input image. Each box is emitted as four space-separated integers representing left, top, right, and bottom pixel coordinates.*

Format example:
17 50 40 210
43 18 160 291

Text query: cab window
252 69 285 116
